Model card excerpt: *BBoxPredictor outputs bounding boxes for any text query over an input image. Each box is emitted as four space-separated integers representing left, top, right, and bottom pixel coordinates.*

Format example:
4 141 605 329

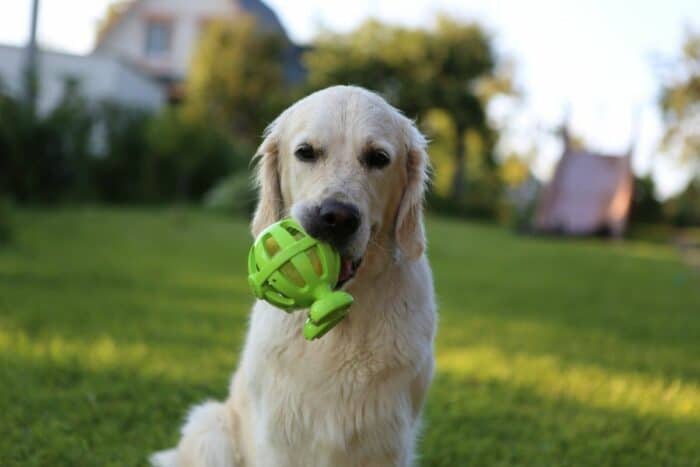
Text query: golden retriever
152 85 437 467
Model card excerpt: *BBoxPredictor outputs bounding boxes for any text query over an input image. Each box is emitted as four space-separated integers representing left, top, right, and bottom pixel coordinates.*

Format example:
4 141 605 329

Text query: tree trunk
451 126 467 201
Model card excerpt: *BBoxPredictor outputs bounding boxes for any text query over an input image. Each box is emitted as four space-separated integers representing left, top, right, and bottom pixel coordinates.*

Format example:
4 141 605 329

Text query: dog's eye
364 149 391 170
294 143 317 162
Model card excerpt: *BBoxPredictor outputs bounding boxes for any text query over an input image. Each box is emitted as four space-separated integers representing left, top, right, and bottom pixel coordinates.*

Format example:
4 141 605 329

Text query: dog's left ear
395 119 430 261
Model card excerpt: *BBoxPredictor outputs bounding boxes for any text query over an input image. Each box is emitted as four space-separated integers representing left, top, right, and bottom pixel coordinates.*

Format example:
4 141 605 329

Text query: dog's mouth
336 256 362 290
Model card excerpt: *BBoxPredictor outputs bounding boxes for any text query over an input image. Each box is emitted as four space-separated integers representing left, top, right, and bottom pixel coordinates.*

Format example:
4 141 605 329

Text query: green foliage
185 16 295 144
46 79 95 200
0 79 92 203
144 109 241 202
0 80 246 205
306 17 509 203
0 196 13 244
306 17 494 125
663 181 700 227
1 208 699 465
91 102 153 203
629 176 700 228
92 103 243 204
629 176 665 225
423 108 457 198
426 176 502 221
92 103 245 204
203 172 256 216
660 31 700 174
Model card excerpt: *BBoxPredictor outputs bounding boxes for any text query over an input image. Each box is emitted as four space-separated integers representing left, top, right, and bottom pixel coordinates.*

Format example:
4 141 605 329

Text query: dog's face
252 86 428 288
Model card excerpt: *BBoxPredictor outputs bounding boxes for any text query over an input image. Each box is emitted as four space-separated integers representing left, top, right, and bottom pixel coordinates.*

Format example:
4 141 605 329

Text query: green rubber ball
247 218 353 340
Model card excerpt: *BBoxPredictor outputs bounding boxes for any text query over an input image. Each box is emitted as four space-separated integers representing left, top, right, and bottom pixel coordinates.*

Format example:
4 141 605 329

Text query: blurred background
0 1 698 466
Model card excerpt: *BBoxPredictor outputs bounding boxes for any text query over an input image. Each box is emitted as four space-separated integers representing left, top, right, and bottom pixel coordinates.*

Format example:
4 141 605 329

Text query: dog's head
251 86 429 288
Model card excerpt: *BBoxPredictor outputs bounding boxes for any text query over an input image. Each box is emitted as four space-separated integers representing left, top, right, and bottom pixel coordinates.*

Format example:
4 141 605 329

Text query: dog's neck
345 245 417 315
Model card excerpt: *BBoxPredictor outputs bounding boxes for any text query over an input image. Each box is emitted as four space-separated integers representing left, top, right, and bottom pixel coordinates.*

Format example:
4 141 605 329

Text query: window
144 19 172 57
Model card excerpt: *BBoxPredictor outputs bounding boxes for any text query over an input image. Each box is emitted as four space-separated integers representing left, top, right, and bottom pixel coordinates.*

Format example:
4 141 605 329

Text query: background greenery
2 19 699 226
1 208 698 466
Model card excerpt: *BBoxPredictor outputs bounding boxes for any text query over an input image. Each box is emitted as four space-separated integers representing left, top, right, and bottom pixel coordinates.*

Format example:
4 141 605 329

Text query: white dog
152 86 437 467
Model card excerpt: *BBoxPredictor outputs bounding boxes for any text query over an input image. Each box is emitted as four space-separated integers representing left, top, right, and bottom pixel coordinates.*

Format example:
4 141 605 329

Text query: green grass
1 208 699 466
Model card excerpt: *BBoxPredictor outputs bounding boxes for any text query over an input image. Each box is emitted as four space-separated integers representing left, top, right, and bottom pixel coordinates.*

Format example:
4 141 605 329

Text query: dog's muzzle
301 198 363 288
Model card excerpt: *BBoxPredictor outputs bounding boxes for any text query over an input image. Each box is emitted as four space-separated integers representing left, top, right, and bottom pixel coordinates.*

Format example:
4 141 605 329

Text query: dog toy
247 218 353 340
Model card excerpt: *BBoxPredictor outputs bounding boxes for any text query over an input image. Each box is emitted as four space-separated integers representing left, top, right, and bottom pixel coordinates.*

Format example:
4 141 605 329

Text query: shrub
0 80 249 206
145 109 245 202
203 172 256 216
664 181 700 227
0 196 14 244
630 176 665 225
0 79 94 203
91 102 152 203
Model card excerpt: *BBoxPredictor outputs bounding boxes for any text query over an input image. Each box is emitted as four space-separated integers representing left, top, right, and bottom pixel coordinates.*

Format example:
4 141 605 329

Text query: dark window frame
144 15 174 58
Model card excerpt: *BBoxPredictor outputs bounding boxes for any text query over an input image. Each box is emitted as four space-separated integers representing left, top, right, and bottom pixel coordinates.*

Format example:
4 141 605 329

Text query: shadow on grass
436 311 700 386
421 371 700 467
1 293 250 350
0 265 252 353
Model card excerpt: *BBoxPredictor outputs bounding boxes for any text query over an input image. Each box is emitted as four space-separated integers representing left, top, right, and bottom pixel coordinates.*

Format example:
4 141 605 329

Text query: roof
238 0 285 33
94 1 137 49
534 147 634 236
93 0 292 50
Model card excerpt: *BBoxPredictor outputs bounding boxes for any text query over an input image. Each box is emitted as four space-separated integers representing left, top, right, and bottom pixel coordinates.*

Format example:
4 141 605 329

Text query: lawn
1 208 699 466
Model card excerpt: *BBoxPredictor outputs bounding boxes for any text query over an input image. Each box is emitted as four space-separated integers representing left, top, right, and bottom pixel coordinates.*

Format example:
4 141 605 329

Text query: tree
145 108 238 202
660 31 700 178
305 17 510 201
184 16 294 144
0 78 93 203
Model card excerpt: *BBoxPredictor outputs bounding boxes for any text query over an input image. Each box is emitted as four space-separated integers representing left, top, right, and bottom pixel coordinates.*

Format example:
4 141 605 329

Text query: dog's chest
243 273 434 463
250 328 418 460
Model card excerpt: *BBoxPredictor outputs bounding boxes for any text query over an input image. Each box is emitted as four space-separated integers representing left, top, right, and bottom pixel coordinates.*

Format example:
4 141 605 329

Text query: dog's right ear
251 121 283 237
394 119 430 261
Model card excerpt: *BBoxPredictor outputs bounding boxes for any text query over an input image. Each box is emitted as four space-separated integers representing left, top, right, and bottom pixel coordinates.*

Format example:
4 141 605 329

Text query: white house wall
0 44 165 114
94 0 237 80
114 60 166 109
0 45 27 97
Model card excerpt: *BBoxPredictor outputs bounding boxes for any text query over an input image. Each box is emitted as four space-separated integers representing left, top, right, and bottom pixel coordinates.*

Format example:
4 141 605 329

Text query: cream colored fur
151 86 437 467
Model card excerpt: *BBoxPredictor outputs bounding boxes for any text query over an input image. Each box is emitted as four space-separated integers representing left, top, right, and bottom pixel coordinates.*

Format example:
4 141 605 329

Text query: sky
1 0 699 196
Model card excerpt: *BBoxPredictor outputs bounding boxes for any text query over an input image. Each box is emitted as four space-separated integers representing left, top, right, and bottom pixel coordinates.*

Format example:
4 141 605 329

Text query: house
93 0 304 101
534 128 634 237
0 44 165 114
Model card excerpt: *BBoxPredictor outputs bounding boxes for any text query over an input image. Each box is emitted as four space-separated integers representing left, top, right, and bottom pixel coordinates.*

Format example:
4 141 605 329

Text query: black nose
304 199 360 250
